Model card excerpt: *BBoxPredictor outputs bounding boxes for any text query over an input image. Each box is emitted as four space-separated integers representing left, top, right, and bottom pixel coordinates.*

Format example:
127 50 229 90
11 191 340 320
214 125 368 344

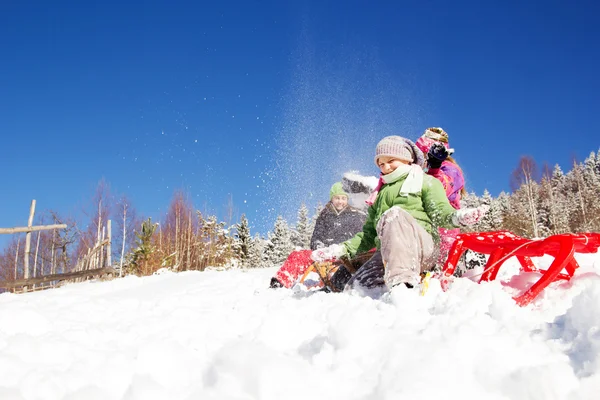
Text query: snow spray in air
266 33 431 227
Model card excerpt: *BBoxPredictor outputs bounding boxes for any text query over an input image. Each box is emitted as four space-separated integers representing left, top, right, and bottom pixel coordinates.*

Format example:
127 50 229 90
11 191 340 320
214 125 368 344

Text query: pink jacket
427 161 464 210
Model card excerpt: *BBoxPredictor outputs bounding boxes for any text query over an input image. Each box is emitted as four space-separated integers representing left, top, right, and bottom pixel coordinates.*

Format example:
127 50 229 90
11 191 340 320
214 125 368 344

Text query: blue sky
1 0 599 241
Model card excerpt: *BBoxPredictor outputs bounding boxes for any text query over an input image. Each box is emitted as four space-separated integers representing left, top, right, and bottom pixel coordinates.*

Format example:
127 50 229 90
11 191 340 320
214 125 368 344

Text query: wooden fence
0 199 115 293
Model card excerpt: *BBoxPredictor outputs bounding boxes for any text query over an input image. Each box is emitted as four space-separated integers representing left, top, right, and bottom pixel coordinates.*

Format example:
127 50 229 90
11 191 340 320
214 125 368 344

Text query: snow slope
1 255 600 400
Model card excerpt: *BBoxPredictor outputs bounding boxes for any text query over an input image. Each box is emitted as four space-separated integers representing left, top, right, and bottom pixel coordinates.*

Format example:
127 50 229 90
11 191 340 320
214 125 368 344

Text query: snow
343 171 379 191
1 255 600 400
342 171 378 211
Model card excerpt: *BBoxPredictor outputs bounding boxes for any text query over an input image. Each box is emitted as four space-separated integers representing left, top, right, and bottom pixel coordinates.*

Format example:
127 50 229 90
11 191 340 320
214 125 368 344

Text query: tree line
0 179 320 281
1 150 599 282
462 151 600 237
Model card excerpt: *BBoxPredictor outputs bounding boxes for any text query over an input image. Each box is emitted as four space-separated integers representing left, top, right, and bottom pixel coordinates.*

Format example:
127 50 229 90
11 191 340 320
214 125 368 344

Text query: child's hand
311 244 345 262
427 143 449 169
452 205 488 226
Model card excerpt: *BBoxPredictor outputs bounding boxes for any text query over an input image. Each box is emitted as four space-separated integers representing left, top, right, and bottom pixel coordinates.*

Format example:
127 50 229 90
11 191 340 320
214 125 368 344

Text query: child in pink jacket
416 127 466 266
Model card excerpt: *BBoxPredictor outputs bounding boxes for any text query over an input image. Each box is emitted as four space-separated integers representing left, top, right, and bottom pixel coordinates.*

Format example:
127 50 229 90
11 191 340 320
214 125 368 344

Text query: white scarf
382 163 423 196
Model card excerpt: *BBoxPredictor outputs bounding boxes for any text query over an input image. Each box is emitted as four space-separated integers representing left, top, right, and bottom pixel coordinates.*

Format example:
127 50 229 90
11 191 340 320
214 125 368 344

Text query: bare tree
114 195 141 276
511 156 540 237
162 190 196 272
76 179 114 261
49 211 78 274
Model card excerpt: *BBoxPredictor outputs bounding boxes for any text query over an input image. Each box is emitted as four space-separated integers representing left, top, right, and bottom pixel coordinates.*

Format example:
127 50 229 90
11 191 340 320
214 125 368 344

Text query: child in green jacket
312 135 486 290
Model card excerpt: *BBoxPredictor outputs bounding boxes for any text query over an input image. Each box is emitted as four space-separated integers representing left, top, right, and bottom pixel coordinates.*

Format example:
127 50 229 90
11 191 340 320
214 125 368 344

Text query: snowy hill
1 255 600 400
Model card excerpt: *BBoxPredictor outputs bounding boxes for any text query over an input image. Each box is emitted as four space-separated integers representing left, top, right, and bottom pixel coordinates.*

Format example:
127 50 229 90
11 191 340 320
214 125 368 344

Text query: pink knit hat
374 136 425 166
415 127 454 155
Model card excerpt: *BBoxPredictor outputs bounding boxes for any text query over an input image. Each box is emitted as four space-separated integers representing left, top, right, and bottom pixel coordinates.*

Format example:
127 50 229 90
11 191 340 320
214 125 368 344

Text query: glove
427 143 449 169
452 205 488 227
311 243 345 262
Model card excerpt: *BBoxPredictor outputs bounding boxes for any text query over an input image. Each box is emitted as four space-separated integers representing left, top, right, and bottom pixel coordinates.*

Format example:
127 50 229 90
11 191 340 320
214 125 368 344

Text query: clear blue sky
2 0 599 241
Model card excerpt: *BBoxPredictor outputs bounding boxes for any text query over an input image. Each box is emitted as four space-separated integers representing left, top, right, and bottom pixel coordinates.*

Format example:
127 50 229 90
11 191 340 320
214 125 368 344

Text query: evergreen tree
547 164 571 233
478 190 503 231
265 216 294 264
129 218 158 275
583 152 599 187
461 191 481 209
569 163 591 231
197 214 234 268
538 177 555 236
493 191 511 232
551 164 564 185
234 214 251 267
475 190 493 231
537 177 553 237
293 203 311 249
308 203 324 244
247 233 266 268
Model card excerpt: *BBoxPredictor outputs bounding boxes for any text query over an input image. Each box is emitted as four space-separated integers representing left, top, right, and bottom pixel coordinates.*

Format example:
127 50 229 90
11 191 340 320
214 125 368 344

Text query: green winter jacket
342 173 458 257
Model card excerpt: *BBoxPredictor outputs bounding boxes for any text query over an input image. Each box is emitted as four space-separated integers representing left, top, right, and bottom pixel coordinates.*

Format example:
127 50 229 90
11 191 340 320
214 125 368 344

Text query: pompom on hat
415 127 455 156
374 136 425 167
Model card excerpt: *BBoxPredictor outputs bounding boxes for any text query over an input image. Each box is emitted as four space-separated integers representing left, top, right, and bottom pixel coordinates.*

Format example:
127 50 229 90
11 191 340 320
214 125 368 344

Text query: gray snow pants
340 207 436 291
378 206 435 287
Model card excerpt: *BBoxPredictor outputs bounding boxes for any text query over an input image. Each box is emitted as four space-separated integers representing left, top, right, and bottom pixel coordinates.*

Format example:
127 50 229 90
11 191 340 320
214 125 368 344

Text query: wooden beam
0 224 67 234
0 267 116 289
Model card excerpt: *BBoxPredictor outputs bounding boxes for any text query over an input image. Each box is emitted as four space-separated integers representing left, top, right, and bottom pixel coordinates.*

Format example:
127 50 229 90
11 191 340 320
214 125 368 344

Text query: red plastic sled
273 249 315 288
440 230 600 306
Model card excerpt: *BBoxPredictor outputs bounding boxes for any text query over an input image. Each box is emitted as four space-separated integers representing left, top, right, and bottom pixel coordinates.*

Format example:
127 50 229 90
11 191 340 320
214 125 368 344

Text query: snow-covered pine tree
247 233 266 268
580 155 600 232
491 191 510 231
234 214 251 267
198 214 234 269
551 164 564 185
548 164 570 233
583 152 599 188
265 216 294 265
536 177 553 237
461 191 481 209
308 203 323 243
496 191 511 217
293 203 311 249
477 189 503 231
568 162 592 232
475 190 492 231
538 176 556 236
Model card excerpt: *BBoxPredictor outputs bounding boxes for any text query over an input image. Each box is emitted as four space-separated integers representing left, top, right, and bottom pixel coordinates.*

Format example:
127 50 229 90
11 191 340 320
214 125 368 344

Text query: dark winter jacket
310 203 366 250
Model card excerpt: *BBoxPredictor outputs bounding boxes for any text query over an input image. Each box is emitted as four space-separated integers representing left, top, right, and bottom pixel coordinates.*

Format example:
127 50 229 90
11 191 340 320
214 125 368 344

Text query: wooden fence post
107 220 112 268
0 202 116 293
14 236 20 280
99 227 105 269
24 199 36 280
34 231 41 278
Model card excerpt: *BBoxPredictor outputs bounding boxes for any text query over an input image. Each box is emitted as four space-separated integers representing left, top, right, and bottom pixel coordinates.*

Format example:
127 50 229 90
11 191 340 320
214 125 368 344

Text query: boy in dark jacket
270 182 366 288
310 182 366 250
